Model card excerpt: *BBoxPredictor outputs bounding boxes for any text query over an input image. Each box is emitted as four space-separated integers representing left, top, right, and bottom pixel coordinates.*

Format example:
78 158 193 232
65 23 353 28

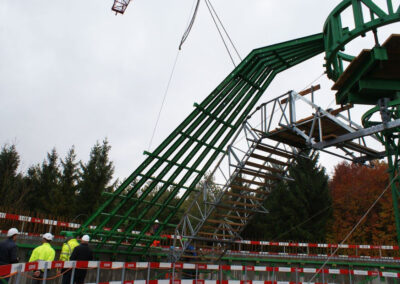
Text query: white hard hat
155 219 160 223
7 228 19 237
81 235 90 242
43 233 54 241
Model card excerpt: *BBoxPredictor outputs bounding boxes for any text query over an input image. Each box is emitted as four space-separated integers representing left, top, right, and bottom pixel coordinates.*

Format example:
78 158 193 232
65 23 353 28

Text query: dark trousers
31 271 43 284
61 269 72 284
73 269 87 284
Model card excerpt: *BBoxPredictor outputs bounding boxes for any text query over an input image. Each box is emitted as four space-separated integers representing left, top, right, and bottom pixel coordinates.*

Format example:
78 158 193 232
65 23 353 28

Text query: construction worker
150 219 161 247
70 235 93 284
0 228 19 283
28 233 55 284
59 232 79 284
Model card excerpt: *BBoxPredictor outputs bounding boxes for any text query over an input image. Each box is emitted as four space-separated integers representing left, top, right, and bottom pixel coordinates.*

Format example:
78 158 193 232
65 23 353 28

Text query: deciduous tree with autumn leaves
327 161 396 245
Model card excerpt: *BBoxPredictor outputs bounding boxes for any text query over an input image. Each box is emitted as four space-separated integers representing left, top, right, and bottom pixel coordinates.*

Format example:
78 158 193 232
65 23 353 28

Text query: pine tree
245 151 332 242
77 139 115 216
0 144 28 207
53 147 80 217
26 149 61 214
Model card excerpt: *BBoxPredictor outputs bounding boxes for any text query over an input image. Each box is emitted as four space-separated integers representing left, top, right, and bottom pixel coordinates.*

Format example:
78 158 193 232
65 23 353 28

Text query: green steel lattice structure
77 0 400 255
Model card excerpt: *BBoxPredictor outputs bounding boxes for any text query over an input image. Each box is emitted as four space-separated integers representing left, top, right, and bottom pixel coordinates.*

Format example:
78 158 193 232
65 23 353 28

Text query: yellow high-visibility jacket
29 243 55 262
59 238 79 261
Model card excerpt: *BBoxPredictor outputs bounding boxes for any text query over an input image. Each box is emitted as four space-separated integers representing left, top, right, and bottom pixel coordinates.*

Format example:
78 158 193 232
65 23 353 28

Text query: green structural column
363 99 400 246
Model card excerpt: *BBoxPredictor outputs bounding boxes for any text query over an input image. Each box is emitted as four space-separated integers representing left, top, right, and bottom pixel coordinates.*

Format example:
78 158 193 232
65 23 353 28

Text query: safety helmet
7 228 19 237
43 233 54 241
81 235 90 242
155 219 160 223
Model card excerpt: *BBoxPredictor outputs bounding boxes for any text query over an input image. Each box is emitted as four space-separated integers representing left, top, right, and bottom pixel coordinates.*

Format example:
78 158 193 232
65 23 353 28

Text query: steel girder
76 34 324 255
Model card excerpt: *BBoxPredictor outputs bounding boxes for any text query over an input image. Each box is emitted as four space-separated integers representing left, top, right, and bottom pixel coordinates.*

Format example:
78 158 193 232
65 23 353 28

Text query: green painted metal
323 0 400 81
363 99 400 246
77 33 325 255
76 0 400 257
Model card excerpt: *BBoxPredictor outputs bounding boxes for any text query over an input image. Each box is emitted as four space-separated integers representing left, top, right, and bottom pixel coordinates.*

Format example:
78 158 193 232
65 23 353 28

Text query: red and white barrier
0 261 399 279
1 211 399 252
91 281 329 284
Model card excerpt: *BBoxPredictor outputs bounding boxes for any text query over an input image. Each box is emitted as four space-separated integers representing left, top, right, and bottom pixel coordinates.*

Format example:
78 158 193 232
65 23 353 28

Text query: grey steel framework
173 86 391 261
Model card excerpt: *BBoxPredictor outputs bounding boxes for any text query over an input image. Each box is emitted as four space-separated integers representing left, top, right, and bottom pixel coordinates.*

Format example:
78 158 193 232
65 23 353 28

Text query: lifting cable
148 0 199 151
149 0 242 149
204 0 241 67
308 172 397 283
179 0 201 50
205 0 242 62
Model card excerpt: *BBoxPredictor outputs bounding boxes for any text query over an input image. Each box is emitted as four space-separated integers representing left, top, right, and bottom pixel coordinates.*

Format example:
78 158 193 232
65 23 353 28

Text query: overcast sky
1 0 398 181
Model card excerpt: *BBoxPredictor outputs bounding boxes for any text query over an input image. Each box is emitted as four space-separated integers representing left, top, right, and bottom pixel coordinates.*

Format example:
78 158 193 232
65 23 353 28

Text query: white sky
1 0 398 181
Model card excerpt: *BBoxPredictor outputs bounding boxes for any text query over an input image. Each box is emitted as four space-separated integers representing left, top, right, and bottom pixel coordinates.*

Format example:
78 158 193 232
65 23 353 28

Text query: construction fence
1 261 400 284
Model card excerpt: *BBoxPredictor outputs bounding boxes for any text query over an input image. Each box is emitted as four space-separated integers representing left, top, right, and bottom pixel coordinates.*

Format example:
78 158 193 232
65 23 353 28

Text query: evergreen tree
245 151 332 242
26 149 61 214
53 147 80 217
77 139 115 216
0 144 28 207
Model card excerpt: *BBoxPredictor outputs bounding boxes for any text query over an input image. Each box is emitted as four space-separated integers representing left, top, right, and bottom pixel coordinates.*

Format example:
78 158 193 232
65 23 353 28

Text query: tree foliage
0 140 115 219
327 161 396 244
244 151 332 242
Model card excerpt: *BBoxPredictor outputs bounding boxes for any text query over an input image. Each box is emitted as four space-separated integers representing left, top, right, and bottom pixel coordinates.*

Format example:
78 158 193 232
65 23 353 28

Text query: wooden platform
333 34 400 105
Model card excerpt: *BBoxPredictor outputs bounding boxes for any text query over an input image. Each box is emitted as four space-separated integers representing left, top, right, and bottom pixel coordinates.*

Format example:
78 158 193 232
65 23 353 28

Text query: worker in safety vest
28 233 55 284
59 232 79 284
150 219 161 247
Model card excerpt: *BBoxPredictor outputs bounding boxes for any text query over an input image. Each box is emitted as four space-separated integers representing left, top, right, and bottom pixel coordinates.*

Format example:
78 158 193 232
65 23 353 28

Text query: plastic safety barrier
1 261 399 278
1 211 398 251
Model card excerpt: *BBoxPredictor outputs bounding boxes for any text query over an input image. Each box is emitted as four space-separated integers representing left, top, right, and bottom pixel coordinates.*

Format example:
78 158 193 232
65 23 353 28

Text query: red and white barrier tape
227 250 400 261
90 281 329 284
0 261 399 278
1 229 398 262
1 211 398 251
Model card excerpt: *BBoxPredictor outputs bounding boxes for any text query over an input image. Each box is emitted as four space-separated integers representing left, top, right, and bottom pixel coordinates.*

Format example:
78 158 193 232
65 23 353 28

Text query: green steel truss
76 33 325 254
77 0 400 255
323 0 400 81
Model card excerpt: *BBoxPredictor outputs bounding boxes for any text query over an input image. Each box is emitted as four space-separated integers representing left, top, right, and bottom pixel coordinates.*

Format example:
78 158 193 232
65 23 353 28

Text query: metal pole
172 263 175 283
195 264 198 284
219 265 222 284
15 264 22 284
121 265 126 284
96 263 101 284
42 262 48 284
348 267 352 284
70 262 76 284
146 263 151 284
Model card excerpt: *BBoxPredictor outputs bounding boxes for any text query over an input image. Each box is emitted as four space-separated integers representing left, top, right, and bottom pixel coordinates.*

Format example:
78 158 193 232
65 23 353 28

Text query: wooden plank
329 104 353 115
198 232 234 238
255 144 294 159
214 214 250 221
224 191 264 201
202 225 242 232
230 184 269 195
240 168 281 181
244 161 284 174
207 219 246 227
280 85 321 104
225 200 260 208
233 177 267 187
250 153 289 166
214 203 257 214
